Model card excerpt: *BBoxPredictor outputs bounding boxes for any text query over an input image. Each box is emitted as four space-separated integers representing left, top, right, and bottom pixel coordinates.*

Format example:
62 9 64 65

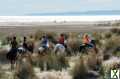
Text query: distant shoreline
0 16 119 35
0 16 120 22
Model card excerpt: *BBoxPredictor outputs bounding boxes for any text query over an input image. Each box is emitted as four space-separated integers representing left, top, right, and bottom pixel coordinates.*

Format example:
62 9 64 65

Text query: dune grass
32 53 69 71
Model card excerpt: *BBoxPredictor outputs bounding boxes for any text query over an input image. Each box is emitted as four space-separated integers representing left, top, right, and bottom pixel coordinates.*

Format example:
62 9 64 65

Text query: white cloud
85 0 113 3
79 0 114 6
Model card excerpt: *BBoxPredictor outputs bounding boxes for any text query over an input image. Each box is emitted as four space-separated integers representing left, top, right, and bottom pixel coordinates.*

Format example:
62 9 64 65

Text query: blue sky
0 0 120 15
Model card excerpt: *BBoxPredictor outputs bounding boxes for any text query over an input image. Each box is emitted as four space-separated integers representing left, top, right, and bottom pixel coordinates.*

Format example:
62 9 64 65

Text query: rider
38 35 49 53
7 36 18 63
11 36 18 50
23 36 28 50
18 36 28 54
82 34 94 48
27 35 35 53
40 35 49 49
58 33 65 46
54 34 66 53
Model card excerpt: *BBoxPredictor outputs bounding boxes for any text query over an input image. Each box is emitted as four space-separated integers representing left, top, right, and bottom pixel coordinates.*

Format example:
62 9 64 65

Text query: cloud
78 0 114 7
83 0 113 4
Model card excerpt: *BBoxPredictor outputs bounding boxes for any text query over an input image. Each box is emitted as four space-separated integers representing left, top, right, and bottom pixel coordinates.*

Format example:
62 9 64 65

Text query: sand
0 22 118 35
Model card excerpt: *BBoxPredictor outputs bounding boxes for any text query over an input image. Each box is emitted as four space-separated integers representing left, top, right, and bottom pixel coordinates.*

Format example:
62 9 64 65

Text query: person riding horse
6 36 18 69
58 34 65 46
27 35 35 53
79 34 95 53
38 35 49 54
23 36 28 50
83 34 94 48
18 36 28 55
54 34 66 54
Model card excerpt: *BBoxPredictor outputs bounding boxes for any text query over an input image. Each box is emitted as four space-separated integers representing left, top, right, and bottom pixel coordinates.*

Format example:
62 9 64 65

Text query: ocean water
27 10 120 16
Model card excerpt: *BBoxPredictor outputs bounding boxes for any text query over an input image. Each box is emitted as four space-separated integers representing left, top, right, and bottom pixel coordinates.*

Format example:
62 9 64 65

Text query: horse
79 40 98 54
6 44 29 70
53 43 66 55
49 40 72 56
17 45 28 56
26 40 35 54
38 40 66 55
38 41 53 55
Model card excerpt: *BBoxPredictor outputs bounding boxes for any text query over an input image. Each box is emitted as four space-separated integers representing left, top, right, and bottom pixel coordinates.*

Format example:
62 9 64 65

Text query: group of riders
6 33 97 65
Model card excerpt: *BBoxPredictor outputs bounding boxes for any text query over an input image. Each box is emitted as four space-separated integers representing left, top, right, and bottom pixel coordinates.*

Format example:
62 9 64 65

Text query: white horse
38 42 50 54
18 46 26 55
53 43 65 55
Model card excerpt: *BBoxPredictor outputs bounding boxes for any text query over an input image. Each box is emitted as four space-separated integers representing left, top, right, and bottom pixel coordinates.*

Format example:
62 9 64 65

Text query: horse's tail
94 46 98 54
6 51 10 60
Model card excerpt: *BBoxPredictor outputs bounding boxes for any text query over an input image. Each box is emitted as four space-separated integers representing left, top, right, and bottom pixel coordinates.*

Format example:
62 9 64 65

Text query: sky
0 0 120 15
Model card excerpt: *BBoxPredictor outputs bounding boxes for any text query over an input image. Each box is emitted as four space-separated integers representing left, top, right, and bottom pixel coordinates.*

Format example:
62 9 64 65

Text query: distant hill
27 10 120 16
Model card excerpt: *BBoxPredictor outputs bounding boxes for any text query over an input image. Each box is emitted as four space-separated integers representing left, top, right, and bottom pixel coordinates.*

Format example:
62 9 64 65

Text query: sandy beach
0 22 118 35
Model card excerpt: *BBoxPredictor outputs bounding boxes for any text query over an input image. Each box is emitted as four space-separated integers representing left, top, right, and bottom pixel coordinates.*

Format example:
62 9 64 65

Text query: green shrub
32 53 69 71
46 32 57 43
34 30 57 43
34 30 45 40
103 36 120 55
110 28 120 35
92 32 102 46
87 52 101 70
15 56 35 79
104 32 112 39
71 55 88 79
67 33 81 53
114 52 120 57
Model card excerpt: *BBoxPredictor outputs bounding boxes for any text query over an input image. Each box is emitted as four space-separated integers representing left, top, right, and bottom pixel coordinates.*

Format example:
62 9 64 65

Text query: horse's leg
93 46 98 54
11 60 15 70
38 48 41 54
79 45 84 52
27 53 33 65
10 60 13 70
30 48 33 54
66 47 71 56
79 45 82 52
53 45 57 54
81 46 87 54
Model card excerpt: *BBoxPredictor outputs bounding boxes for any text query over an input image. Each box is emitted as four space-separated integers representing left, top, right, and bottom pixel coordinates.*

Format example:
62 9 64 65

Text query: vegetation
71 55 88 79
0 28 120 79
32 53 69 71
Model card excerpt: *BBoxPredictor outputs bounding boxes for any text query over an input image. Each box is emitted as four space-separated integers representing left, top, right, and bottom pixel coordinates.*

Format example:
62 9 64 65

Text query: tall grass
15 55 36 79
34 30 57 41
110 28 120 35
87 52 101 70
103 36 120 55
71 55 88 79
67 32 80 53
32 53 69 71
